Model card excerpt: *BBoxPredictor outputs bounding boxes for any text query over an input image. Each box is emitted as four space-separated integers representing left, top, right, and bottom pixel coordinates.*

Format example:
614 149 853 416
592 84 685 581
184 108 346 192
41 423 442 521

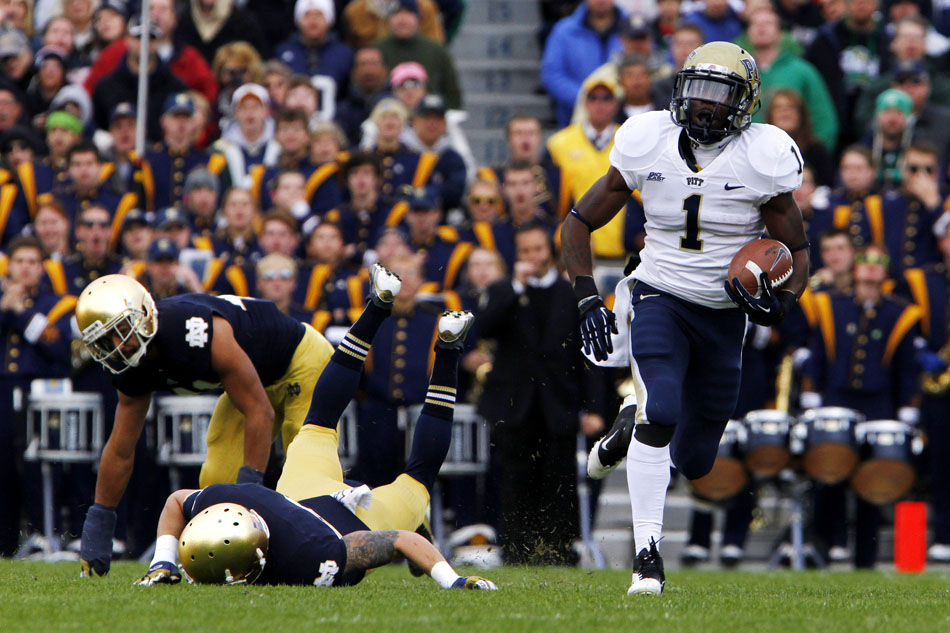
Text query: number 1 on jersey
680 194 703 251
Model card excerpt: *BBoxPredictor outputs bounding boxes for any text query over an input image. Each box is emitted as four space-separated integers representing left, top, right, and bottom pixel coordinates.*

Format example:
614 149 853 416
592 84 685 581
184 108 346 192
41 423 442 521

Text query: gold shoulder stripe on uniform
882 278 896 295
882 305 922 367
832 204 851 230
305 162 340 202
0 183 18 238
43 259 67 296
203 258 225 290
386 200 408 226
109 193 139 252
311 310 332 332
866 195 884 246
17 162 37 218
436 225 459 242
140 159 155 211
798 287 818 327
472 221 495 251
444 242 474 289
45 295 78 326
225 265 249 297
98 163 116 183
193 236 213 251
304 264 332 311
443 290 462 312
419 281 440 294
207 153 227 176
128 260 147 279
903 268 929 338
412 152 439 188
0 253 7 276
346 274 365 314
249 164 267 206
0 167 9 186
814 291 835 363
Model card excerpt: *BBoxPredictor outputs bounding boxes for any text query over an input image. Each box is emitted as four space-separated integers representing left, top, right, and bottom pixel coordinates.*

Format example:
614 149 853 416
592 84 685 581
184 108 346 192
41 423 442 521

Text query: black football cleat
587 395 637 479
628 537 665 596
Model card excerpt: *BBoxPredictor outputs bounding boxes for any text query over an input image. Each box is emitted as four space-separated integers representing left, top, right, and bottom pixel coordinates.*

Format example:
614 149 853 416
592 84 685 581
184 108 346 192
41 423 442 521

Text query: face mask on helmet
76 275 158 374
82 310 154 374
178 503 270 585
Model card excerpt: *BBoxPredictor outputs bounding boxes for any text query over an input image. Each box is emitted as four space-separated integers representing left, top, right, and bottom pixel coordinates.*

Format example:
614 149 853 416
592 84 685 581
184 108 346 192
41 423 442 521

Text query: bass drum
743 410 793 476
851 421 921 505
689 420 748 502
794 407 862 484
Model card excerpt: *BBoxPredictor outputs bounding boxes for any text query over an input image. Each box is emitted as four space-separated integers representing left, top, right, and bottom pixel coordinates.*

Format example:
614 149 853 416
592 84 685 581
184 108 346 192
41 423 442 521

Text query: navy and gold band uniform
356 291 462 486
881 190 941 279
327 201 398 265
428 146 467 211
0 287 75 379
409 226 475 292
126 266 192 301
182 484 368 586
42 253 123 297
141 143 229 212
14 158 68 221
187 214 218 242
205 259 257 299
0 181 28 247
210 232 261 269
806 290 922 414
459 219 516 272
253 156 336 217
373 144 440 200
111 294 334 486
292 262 365 328
476 159 570 223
900 262 950 353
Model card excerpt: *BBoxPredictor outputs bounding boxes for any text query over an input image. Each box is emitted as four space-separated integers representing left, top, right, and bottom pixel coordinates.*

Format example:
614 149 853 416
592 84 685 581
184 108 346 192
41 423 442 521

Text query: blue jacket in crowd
275 32 355 98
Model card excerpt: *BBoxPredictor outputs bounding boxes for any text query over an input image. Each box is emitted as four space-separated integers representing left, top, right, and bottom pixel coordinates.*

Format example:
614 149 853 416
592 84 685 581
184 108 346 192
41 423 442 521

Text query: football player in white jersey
561 42 810 595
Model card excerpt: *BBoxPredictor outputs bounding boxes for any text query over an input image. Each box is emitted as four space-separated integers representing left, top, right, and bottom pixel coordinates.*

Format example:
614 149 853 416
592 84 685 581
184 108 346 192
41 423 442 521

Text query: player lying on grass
133 265 496 590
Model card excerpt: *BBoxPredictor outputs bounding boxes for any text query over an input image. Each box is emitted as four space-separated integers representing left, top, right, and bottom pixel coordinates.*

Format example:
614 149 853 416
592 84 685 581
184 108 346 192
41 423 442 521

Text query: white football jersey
609 110 804 309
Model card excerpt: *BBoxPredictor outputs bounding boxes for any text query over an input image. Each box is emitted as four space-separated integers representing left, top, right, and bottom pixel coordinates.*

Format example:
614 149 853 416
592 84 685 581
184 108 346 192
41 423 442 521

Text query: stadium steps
452 1 552 166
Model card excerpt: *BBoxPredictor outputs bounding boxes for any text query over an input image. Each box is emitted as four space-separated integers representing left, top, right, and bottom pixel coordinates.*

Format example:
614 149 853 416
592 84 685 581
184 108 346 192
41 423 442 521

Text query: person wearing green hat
865 88 914 188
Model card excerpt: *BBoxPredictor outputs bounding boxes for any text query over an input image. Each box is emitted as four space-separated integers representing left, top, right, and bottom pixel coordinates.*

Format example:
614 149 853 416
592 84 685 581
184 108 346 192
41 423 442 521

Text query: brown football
728 238 793 297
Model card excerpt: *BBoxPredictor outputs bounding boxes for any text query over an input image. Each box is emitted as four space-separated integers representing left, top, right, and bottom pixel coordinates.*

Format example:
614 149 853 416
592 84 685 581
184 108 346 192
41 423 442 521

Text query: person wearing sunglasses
803 243 922 569
255 253 316 328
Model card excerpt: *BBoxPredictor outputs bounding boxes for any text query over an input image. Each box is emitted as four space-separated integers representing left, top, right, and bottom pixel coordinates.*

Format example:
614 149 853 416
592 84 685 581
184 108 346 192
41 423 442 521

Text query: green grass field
1 561 947 633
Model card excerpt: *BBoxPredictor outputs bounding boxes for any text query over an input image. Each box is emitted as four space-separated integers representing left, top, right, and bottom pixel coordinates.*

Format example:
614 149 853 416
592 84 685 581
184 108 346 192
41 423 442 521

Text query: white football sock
626 437 671 554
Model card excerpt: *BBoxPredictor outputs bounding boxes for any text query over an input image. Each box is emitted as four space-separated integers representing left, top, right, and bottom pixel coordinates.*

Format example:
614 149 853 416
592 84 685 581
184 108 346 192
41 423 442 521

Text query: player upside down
134 264 496 590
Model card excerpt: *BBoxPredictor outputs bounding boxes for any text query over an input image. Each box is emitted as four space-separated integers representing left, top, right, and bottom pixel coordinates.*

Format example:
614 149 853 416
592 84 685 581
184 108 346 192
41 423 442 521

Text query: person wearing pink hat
275 0 354 100
391 61 428 111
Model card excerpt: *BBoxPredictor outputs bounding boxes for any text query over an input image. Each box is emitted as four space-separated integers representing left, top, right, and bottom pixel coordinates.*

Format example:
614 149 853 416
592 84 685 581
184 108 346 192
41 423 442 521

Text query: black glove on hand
80 503 117 577
724 272 797 327
236 465 265 485
574 275 618 362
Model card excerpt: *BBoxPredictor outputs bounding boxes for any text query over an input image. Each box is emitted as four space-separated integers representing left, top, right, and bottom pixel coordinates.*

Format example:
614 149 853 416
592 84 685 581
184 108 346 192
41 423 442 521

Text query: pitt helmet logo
685 176 705 188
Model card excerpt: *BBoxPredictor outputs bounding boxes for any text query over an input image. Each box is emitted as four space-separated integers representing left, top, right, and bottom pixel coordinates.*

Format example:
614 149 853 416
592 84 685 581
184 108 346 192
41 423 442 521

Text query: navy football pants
627 282 746 480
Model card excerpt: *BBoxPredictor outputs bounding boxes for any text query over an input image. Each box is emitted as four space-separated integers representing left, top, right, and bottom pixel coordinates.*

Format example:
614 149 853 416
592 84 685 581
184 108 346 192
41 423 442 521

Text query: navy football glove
134 561 182 586
236 465 265 485
574 276 618 362
451 576 498 590
80 503 117 577
724 272 797 327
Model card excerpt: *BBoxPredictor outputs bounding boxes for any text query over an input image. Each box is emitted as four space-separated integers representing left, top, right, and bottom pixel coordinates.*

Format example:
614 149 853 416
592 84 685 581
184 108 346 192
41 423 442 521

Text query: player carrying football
561 42 810 595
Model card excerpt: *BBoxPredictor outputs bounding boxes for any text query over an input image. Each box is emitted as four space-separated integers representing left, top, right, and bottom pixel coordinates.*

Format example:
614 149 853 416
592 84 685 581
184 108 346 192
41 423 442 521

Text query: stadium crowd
0 0 949 571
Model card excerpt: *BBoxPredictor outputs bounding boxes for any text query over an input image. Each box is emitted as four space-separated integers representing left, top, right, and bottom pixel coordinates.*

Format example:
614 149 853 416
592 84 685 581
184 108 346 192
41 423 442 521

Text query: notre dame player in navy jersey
130 265 496 590
74 276 334 578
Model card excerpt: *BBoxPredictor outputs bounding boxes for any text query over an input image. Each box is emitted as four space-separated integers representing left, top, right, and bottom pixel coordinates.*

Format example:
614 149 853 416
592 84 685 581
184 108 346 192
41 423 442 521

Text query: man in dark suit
476 221 584 565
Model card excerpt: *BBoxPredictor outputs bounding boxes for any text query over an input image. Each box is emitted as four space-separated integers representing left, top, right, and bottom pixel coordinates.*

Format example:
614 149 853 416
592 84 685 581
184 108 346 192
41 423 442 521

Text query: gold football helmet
178 503 270 585
75 274 158 374
671 41 761 144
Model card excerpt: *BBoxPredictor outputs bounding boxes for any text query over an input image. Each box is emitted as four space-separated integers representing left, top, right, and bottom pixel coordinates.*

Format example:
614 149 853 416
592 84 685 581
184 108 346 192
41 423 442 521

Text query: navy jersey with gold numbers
183 484 367 586
113 294 305 396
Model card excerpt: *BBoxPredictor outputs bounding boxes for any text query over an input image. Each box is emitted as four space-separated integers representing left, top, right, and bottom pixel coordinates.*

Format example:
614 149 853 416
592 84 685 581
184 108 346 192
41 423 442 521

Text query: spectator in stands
502 162 558 233
0 29 33 93
51 203 123 295
116 209 152 263
103 102 136 194
404 94 469 209
403 186 472 291
255 252 314 324
344 0 446 48
252 108 316 215
773 0 826 48
811 226 856 292
363 98 437 201
459 177 514 270
0 0 34 38
765 89 836 187
654 22 704 97
64 0 97 65
262 60 292 109
809 146 878 254
477 222 584 565
138 237 196 299
41 16 80 81
32 198 70 261
85 0 218 122
541 0 625 127
806 0 891 144
92 17 187 143
25 46 67 119
0 236 72 556
0 81 25 133
267 174 311 236
42 109 82 183
217 84 277 187
615 13 673 77
91 1 127 59
212 187 261 266
211 41 264 126
614 54 667 122
294 221 359 336
391 61 428 112
182 167 220 240
681 0 743 44
54 139 133 227
855 61 950 168
335 46 391 146
548 75 623 259
332 151 394 261
651 0 682 53
177 0 268 65
739 6 839 152
372 0 462 109
275 0 354 100
862 88 914 189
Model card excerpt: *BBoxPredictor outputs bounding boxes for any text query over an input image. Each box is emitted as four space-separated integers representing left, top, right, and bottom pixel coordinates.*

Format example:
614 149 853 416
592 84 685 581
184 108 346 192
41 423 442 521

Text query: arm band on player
569 208 594 233
788 240 810 253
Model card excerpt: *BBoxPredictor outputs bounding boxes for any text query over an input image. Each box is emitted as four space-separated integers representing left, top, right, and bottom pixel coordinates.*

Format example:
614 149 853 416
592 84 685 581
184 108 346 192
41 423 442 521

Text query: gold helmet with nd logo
178 503 270 585
670 41 761 145
75 274 158 374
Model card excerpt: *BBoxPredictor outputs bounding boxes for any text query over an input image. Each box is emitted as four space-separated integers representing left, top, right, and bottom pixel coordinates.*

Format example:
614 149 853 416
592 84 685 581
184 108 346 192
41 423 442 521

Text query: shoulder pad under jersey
740 123 804 201
609 111 671 190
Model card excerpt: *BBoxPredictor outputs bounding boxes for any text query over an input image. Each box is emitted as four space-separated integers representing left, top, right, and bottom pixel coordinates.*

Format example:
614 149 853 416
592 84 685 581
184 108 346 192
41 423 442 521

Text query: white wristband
430 561 461 589
150 534 180 567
